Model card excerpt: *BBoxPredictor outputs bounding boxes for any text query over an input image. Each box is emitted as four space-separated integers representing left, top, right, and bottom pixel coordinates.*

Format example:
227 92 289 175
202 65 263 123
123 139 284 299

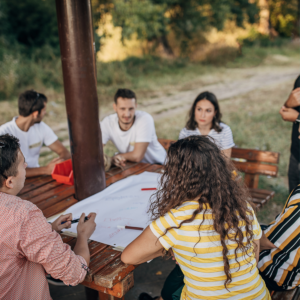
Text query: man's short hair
0 134 20 188
114 89 136 104
18 90 47 117
294 75 300 90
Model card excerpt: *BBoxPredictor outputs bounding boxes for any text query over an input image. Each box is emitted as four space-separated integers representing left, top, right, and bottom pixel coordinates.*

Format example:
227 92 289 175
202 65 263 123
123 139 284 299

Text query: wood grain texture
19 176 55 196
20 181 62 200
29 185 75 205
105 162 138 179
233 161 278 177
94 257 136 288
82 272 134 298
106 163 150 186
43 196 78 218
85 246 121 282
232 148 280 164
99 294 124 300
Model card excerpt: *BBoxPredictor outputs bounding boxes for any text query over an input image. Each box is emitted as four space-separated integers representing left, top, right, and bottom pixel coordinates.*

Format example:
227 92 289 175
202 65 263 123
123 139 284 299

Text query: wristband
296 112 300 123
81 263 90 273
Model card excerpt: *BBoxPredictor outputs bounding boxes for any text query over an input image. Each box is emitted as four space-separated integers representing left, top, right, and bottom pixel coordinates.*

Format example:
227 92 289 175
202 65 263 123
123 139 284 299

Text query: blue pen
61 216 89 224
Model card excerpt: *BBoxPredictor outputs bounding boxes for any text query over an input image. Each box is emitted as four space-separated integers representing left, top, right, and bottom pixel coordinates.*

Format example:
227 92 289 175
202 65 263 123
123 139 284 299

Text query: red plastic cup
51 159 74 185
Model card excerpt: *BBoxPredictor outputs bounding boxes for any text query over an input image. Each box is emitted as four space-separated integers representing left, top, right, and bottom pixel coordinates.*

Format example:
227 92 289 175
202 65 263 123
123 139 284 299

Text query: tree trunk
159 35 174 57
258 0 270 35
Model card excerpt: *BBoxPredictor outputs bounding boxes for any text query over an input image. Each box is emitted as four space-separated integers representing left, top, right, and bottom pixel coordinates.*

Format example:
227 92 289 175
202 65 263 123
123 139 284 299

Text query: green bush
239 29 291 48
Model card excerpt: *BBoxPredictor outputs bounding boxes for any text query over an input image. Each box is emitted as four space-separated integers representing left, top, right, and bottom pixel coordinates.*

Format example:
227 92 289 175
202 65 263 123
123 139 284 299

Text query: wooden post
55 0 106 200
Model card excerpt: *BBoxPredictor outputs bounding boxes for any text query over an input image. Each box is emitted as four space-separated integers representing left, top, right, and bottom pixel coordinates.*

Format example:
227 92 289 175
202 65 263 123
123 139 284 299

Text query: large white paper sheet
64 172 161 248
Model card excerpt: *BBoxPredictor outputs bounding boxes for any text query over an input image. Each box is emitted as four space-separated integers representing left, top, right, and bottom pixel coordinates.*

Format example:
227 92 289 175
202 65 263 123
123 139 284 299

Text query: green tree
269 0 299 37
110 0 259 55
0 0 59 54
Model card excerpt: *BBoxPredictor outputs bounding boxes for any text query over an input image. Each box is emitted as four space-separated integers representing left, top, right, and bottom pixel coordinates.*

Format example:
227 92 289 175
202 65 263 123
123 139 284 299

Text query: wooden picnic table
18 162 164 300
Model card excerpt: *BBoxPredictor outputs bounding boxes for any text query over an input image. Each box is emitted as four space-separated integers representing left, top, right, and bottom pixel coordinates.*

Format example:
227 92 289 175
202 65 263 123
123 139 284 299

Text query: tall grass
1 37 299 102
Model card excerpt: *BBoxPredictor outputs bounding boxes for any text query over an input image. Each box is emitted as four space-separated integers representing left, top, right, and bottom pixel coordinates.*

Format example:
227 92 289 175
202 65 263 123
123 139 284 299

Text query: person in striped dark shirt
258 185 300 291
121 136 270 300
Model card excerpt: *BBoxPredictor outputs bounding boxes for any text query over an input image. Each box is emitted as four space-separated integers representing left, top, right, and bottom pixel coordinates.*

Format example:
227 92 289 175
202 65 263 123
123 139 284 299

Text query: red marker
117 225 144 231
141 188 157 191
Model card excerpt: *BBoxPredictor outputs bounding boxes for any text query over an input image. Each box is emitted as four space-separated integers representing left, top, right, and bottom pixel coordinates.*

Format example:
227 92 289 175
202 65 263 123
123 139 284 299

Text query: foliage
0 0 59 56
269 0 299 37
110 0 259 54
239 28 291 47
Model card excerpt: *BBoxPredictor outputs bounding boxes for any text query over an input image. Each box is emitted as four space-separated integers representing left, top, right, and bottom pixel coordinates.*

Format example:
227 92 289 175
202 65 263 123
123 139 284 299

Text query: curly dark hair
186 91 222 133
149 135 255 288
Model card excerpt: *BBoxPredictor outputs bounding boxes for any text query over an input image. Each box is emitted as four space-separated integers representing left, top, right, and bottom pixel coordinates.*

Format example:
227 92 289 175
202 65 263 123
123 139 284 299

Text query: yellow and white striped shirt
150 201 270 300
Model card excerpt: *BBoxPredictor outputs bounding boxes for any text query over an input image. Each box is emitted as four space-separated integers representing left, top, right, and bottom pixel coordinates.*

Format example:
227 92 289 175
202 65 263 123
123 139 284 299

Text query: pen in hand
61 216 89 224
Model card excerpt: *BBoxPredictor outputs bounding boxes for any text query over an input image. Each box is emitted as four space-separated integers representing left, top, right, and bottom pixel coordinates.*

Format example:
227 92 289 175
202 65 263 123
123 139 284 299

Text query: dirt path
41 65 299 156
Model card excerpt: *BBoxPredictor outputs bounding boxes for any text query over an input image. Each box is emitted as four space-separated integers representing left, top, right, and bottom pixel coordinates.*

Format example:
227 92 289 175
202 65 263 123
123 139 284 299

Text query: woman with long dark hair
179 91 234 158
121 136 270 300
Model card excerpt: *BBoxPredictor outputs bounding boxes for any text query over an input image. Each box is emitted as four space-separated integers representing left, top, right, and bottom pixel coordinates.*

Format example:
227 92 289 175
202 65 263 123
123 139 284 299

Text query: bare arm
222 148 232 159
48 140 71 160
121 226 165 265
284 87 300 108
112 142 149 167
73 213 97 266
259 231 276 252
26 140 70 177
26 157 64 177
254 239 260 264
279 106 299 123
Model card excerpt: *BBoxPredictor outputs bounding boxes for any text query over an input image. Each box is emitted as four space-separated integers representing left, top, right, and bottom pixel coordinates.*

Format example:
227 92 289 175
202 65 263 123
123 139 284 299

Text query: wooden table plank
43 196 78 218
82 272 134 298
105 162 138 179
94 257 135 288
36 186 76 211
106 163 150 186
86 246 121 282
30 185 75 205
134 164 163 175
20 181 62 200
23 176 44 185
19 176 55 195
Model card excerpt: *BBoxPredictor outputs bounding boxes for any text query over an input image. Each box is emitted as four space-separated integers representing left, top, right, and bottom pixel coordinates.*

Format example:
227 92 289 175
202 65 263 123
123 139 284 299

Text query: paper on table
64 172 161 248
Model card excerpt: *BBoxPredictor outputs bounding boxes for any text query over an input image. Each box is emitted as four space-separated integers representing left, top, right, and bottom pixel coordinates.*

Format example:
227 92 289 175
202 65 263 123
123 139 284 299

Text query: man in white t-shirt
101 89 166 166
0 90 71 177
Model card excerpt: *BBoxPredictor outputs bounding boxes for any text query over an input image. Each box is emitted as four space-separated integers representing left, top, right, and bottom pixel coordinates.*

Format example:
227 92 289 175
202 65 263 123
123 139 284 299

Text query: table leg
98 292 124 300
85 287 99 300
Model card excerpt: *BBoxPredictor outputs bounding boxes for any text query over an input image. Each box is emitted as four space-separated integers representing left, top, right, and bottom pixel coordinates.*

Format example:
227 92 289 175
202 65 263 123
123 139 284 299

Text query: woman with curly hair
121 136 270 300
179 91 234 159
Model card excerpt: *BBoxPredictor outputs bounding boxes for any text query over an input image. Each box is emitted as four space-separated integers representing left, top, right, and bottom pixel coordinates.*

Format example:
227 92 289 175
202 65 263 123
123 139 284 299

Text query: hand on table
279 106 299 122
45 157 64 175
77 213 97 240
51 213 73 233
112 154 126 168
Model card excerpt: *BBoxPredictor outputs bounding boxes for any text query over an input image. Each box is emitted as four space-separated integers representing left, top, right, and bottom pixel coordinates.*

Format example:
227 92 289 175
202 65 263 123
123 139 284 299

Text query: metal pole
55 0 106 200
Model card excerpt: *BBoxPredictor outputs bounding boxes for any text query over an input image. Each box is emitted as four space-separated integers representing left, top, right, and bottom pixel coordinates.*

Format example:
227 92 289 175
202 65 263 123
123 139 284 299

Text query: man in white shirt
101 89 166 167
0 90 71 177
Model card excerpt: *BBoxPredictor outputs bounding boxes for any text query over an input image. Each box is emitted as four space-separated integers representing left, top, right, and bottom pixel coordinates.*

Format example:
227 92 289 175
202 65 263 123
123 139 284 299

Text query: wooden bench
158 139 280 210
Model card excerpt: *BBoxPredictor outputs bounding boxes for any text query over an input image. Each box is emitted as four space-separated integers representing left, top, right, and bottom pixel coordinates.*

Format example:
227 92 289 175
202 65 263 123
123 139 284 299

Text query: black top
291 105 300 161
290 75 300 162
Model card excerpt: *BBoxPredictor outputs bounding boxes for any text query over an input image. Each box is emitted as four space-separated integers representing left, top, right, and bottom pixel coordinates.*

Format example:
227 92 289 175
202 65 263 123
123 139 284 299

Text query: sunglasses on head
0 142 8 180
